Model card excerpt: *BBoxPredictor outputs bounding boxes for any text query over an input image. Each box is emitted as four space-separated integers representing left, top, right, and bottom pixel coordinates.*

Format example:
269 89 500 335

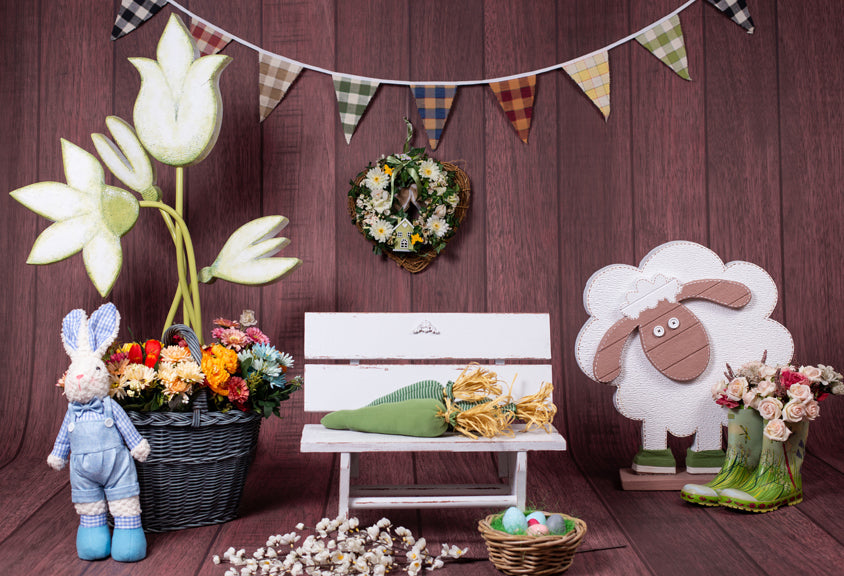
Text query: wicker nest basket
348 161 471 273
478 512 587 576
126 324 262 532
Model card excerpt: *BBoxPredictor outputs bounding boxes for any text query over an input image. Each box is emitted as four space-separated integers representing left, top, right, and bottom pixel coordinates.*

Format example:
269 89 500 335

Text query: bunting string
114 0 753 144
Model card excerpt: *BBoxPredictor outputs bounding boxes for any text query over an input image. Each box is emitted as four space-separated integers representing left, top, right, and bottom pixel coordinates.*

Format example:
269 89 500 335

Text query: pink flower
787 383 813 403
108 351 128 364
764 418 792 442
804 399 820 420
780 370 808 389
216 328 252 351
227 376 249 407
213 317 239 329
245 326 270 345
715 395 740 409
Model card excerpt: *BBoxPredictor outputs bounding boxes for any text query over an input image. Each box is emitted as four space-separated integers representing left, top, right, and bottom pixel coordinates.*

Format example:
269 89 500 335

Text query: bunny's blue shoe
76 524 111 560
111 527 147 562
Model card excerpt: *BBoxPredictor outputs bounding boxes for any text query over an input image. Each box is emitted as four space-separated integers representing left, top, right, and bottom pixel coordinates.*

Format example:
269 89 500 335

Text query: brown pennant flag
488 75 537 143
258 53 303 122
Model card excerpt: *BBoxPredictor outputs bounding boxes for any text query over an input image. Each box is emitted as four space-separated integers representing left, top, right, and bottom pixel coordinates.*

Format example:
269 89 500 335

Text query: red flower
144 339 162 368
127 343 143 365
227 376 249 409
780 370 808 389
715 395 740 409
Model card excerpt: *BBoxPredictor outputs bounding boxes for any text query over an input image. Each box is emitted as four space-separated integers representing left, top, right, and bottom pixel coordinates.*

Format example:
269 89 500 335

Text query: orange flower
211 343 238 373
201 351 231 395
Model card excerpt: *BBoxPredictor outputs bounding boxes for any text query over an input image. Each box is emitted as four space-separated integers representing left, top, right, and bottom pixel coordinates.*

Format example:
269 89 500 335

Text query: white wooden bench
300 312 567 518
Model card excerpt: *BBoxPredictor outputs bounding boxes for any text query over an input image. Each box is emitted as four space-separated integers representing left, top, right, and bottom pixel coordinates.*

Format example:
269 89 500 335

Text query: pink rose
711 379 727 401
755 378 777 397
799 365 822 381
742 388 760 409
804 399 820 421
782 399 807 422
757 397 783 421
764 419 792 442
759 365 778 379
725 377 749 401
787 383 813 403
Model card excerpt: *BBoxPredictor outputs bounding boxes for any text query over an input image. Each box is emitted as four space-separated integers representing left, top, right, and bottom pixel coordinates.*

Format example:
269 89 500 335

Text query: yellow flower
201 352 231 395
211 343 238 373
383 164 394 176
410 233 423 245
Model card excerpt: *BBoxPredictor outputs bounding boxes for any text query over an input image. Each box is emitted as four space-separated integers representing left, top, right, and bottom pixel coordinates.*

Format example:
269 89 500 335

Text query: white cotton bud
253 548 265 559
213 555 221 564
296 523 305 530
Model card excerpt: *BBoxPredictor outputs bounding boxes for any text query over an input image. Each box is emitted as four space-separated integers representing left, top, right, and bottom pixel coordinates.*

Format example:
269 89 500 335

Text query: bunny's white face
64 353 111 404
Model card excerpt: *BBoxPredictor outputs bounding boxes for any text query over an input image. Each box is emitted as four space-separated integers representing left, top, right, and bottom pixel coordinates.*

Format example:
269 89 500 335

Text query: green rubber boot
632 448 676 474
681 408 764 506
719 420 809 512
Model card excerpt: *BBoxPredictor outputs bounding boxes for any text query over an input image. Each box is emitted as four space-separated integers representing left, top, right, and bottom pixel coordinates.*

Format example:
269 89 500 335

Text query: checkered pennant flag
707 0 755 34
636 14 691 81
111 0 167 40
258 54 304 122
563 51 611 120
411 85 458 150
489 75 537 143
333 75 380 144
189 18 233 56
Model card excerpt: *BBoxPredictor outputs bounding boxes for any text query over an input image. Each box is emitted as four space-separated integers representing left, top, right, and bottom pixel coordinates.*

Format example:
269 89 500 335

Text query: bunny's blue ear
88 303 121 357
61 309 86 355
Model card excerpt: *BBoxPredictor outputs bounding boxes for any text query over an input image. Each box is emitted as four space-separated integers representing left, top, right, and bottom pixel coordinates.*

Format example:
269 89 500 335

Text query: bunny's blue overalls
64 397 141 504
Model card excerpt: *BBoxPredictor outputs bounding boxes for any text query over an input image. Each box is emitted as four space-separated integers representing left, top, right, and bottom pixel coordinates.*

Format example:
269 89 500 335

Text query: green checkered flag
333 75 380 144
636 14 691 81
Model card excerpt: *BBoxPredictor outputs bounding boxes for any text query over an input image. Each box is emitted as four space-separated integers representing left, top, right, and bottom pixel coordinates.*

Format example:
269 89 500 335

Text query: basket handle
161 324 208 426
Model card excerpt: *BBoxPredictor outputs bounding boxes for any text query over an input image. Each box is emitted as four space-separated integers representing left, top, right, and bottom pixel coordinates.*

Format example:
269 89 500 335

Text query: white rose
433 204 447 218
832 382 844 395
371 190 392 214
787 383 813 403
757 397 783 420
764 418 792 442
782 399 807 422
804 399 820 421
239 309 257 327
725 377 749 401
755 378 777 397
799 365 822 381
759 365 778 379
711 379 727 401
742 388 760 409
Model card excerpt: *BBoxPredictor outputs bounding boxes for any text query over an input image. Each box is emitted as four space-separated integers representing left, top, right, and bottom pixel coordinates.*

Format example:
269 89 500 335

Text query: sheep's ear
87 303 121 357
593 316 639 383
677 279 751 309
61 309 88 356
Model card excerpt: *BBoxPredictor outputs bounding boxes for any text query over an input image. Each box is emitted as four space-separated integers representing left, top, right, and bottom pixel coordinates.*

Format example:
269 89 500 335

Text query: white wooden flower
10 139 139 297
91 116 159 200
200 215 302 285
129 14 231 166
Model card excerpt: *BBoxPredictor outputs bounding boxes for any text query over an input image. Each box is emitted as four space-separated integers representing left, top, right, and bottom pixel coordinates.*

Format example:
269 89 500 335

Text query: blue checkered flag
112 0 168 40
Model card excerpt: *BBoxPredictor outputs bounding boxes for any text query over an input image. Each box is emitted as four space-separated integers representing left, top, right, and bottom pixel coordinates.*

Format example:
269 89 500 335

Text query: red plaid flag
489 76 537 143
189 18 232 56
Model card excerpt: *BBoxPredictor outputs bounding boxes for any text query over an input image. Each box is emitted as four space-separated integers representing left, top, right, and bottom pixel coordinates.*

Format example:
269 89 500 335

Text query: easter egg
546 514 567 535
527 522 549 536
525 511 546 525
501 507 527 534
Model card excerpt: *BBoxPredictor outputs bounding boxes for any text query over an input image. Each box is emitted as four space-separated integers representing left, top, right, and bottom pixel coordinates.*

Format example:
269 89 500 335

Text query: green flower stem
175 167 188 327
139 199 204 344
151 204 196 335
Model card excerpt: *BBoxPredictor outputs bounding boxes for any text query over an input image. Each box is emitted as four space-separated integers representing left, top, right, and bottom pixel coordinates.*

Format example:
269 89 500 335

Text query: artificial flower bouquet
347 120 469 272
98 310 301 418
711 361 843 440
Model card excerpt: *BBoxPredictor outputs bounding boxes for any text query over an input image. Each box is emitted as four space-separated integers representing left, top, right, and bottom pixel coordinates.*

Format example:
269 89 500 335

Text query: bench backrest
304 313 552 412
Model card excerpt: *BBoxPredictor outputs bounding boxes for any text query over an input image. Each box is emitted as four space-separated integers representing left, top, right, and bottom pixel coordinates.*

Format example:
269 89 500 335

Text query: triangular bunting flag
333 75 380 144
189 18 233 56
636 14 691 80
488 76 537 143
258 54 304 122
111 0 168 40
562 51 611 120
411 85 458 150
707 0 755 34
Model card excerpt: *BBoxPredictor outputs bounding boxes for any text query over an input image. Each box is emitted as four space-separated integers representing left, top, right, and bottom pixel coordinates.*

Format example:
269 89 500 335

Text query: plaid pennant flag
111 0 167 40
489 76 537 143
707 0 755 34
636 14 691 81
258 54 304 122
189 18 233 56
411 85 458 150
333 75 380 144
563 51 611 120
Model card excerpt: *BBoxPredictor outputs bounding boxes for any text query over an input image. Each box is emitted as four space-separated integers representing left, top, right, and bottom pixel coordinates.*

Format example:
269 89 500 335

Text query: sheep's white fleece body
575 241 793 451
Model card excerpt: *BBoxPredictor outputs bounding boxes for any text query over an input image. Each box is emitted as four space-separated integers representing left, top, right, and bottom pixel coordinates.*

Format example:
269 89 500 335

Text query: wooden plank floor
3 436 844 576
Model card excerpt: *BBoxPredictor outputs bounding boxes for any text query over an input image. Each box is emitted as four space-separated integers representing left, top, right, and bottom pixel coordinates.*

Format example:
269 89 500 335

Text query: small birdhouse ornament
392 218 416 253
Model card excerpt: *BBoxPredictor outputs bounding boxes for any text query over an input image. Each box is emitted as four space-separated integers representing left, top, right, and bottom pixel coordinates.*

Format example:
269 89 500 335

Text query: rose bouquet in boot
682 360 843 511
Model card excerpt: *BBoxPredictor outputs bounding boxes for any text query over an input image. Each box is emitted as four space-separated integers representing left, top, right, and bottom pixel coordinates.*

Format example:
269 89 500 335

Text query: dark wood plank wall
2 1 844 574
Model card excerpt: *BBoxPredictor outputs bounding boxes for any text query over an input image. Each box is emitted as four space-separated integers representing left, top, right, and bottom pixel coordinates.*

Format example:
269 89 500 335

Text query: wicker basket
478 512 587 576
126 324 262 532
349 161 471 273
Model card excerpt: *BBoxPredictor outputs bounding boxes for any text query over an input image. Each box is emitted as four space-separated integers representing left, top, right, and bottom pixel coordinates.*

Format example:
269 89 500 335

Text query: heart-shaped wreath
347 120 471 273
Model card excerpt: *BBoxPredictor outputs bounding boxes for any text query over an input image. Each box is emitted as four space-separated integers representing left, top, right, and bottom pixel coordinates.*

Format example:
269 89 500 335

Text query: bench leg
512 452 527 511
339 453 351 519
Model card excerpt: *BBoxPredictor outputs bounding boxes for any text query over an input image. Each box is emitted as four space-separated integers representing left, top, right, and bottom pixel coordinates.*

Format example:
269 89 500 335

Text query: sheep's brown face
636 301 710 381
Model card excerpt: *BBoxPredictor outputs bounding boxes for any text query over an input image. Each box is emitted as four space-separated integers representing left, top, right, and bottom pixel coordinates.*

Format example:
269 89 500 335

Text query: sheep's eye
653 325 665 337
95 366 102 371
668 317 680 329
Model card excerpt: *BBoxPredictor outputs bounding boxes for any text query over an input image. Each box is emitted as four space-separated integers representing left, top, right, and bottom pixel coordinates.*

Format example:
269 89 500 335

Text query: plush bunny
47 303 150 562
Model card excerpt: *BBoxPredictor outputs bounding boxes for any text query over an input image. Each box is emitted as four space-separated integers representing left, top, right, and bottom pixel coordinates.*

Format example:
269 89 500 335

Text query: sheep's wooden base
619 468 717 491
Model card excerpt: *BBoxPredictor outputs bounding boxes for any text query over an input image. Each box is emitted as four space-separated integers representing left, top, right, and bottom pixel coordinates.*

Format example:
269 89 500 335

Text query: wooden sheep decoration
576 241 793 477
